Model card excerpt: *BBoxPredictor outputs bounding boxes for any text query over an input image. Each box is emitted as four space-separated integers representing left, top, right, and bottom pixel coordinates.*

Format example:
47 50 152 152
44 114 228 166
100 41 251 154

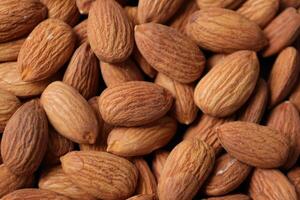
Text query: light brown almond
206 54 227 71
1 189 71 200
0 38 25 62
152 150 170 182
196 0 245 9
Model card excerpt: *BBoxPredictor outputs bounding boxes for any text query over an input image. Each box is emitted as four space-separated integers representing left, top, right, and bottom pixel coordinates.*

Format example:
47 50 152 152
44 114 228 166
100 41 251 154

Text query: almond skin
99 81 173 127
194 50 259 117
132 46 157 79
290 81 300 111
217 121 290 168
125 6 139 25
206 194 251 200
88 0 134 63
74 19 88 45
61 151 138 200
135 23 205 83
288 167 300 197
152 150 170 182
268 47 300 107
137 0 185 24
280 0 300 8
0 0 47 43
127 194 154 200
186 8 268 53
63 42 99 99
249 169 297 200
1 99 48 175
107 116 177 157
1 189 71 200
18 19 76 82
158 139 215 200
263 8 300 57
0 38 25 62
196 0 245 9
40 81 99 144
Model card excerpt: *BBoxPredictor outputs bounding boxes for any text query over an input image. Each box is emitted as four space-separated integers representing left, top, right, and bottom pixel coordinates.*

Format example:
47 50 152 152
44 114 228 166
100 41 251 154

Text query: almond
74 19 88 45
0 0 47 43
88 0 134 63
155 73 198 124
135 23 205 83
196 0 245 9
217 121 290 168
203 153 252 196
41 81 99 144
290 80 300 111
263 8 300 57
137 0 185 24
206 54 227 71
125 6 139 25
127 194 154 200
152 150 169 182
107 116 177 157
1 189 71 200
158 139 215 200
0 38 25 62
249 169 297 200
194 51 259 117
18 19 76 82
1 99 48 175
237 0 279 28
132 46 157 78
63 42 99 99
288 167 300 197
186 8 267 53
205 194 251 200
76 0 95 15
100 59 144 88
280 0 300 9
268 47 300 107
61 151 138 200
98 81 173 126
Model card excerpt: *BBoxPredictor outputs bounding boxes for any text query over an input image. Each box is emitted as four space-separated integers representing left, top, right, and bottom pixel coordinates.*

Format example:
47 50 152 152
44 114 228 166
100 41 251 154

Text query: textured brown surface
76 0 95 15
152 150 169 182
1 189 71 200
127 194 154 200
290 80 300 111
0 38 25 62
73 20 87 45
206 194 251 200
132 46 157 78
196 0 245 9
288 167 300 197
125 6 139 25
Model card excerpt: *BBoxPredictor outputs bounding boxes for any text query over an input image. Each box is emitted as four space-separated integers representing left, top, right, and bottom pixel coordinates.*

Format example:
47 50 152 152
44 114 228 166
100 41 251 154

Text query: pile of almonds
1 0 300 199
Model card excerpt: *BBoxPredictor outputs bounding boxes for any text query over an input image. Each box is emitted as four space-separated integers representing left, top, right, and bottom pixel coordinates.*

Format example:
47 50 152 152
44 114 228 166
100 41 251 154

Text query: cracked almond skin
1 99 48 175
138 0 185 24
61 151 138 200
99 81 173 127
0 0 47 43
194 50 259 117
158 139 215 200
186 8 268 53
152 150 170 182
217 122 290 168
0 38 25 62
196 0 245 9
249 169 297 200
288 167 300 197
268 47 300 107
107 116 177 157
88 0 134 63
39 166 96 200
63 42 99 99
18 19 76 82
263 8 300 57
203 153 252 196
1 189 71 200
41 81 99 144
135 23 205 83
206 194 251 200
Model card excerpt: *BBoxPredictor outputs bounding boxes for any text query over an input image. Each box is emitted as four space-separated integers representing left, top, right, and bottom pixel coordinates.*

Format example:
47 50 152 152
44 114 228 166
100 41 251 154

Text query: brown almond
206 54 227 71
132 46 157 78
263 8 300 57
61 151 138 200
1 189 71 200
41 81 99 144
107 116 177 157
217 121 290 168
0 0 47 43
206 194 251 200
196 0 245 9
290 80 300 111
125 6 139 25
88 0 134 63
288 167 300 197
152 150 169 182
74 19 88 45
158 139 215 200
18 19 76 82
0 38 25 62
63 42 99 99
194 51 259 117
76 0 95 15
99 81 173 127
135 23 205 83
1 99 48 175
127 194 154 200
268 47 300 107
186 8 268 53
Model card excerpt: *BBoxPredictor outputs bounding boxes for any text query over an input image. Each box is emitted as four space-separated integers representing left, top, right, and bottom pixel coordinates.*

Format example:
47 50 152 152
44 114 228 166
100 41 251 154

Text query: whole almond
155 73 198 124
63 42 99 99
132 46 157 78
268 47 300 107
1 99 48 175
237 0 279 28
249 169 297 200
74 19 88 45
152 150 169 182
203 153 252 196
137 0 185 24
76 0 95 15
18 19 76 82
88 0 134 63
263 8 300 57
217 121 290 168
196 0 245 9
186 8 268 53
1 189 71 200
127 194 154 200
288 167 300 197
290 80 300 111
100 59 144 88
61 151 138 200
99 81 173 127
194 51 259 117
206 194 251 200
0 0 47 42
158 139 215 200
107 116 177 157
0 38 25 62
41 81 99 144
135 23 205 83
39 166 96 200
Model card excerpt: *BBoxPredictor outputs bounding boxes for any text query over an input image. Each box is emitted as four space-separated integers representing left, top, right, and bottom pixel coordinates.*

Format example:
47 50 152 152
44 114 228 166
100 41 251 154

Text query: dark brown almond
288 167 300 197
206 194 251 200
